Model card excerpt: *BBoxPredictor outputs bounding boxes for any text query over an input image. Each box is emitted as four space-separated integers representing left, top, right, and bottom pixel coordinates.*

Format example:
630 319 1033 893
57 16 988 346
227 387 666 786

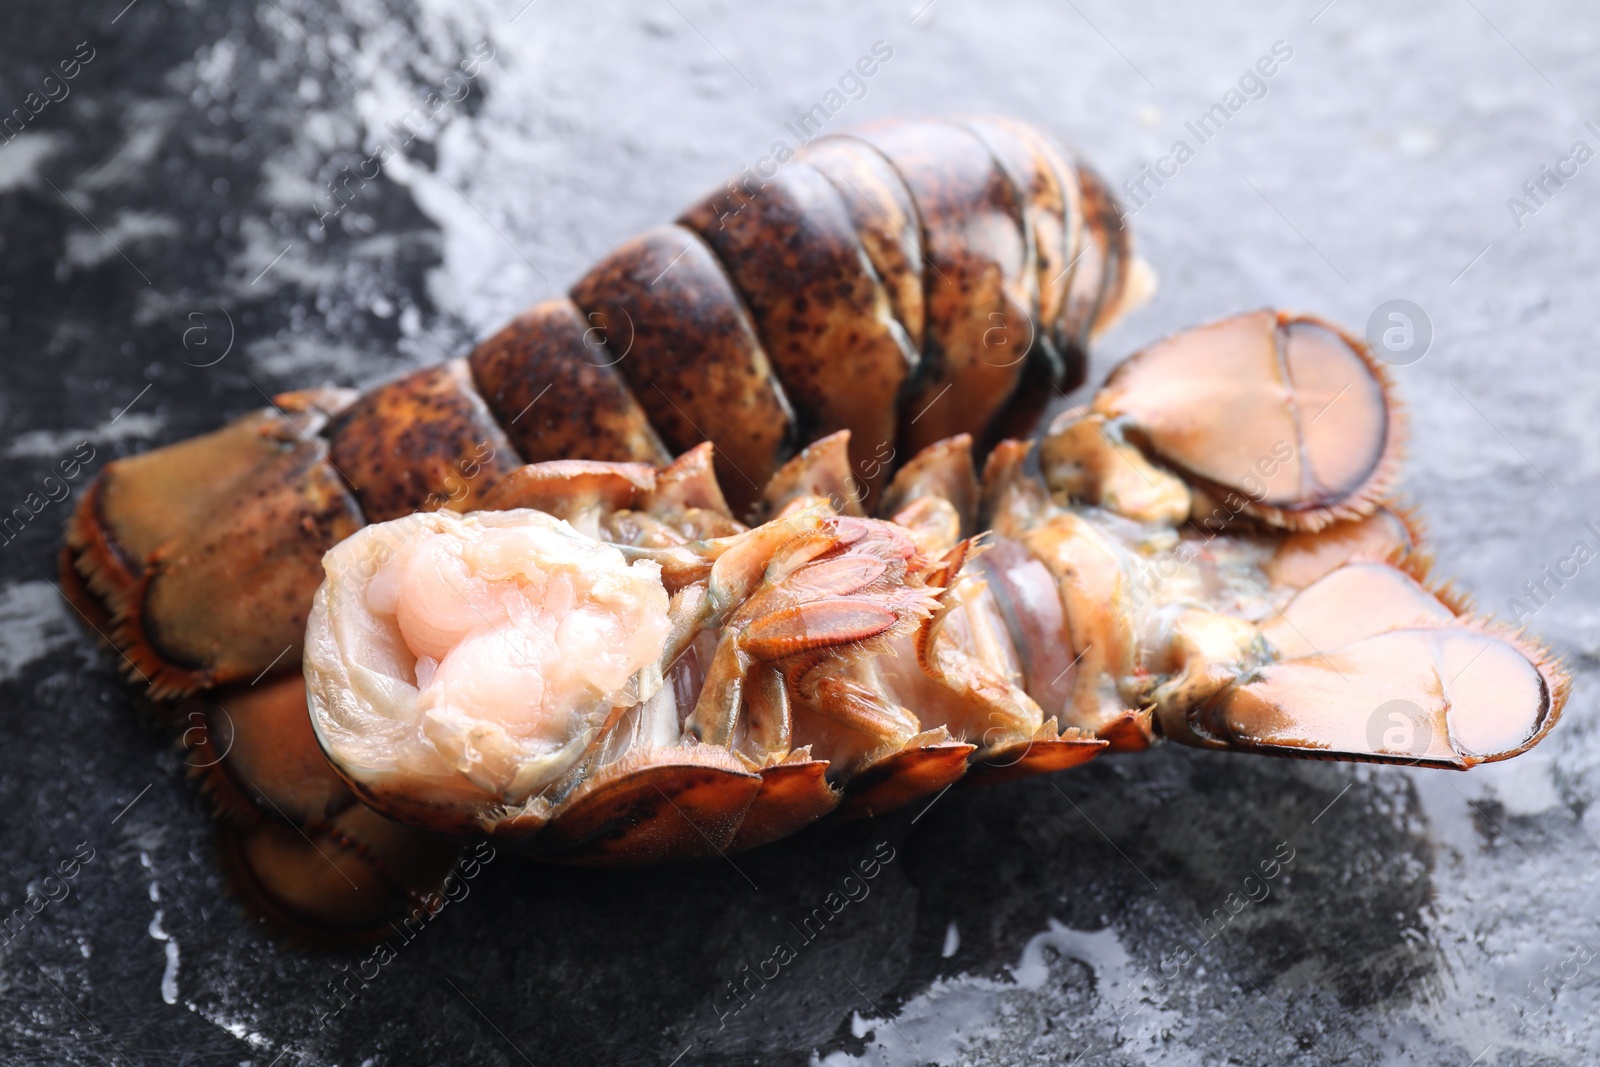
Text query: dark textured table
2 1 1596 1064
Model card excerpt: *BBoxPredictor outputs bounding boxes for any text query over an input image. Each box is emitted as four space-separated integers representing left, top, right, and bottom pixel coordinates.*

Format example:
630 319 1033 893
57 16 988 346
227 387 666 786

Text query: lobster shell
62 105 1569 947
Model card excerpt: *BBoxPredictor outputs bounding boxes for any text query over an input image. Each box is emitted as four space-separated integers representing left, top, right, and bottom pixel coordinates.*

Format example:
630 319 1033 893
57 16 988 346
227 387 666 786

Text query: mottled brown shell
327 359 522 523
468 298 669 466
569 225 797 513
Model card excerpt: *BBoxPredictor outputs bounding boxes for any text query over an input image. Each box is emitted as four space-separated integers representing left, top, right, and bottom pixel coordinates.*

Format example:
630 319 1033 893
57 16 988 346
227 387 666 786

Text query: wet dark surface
1 1 1597 1064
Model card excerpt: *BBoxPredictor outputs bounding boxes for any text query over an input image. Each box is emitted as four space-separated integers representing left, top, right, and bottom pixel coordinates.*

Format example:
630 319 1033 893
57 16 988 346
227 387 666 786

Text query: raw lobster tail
59 111 1566 942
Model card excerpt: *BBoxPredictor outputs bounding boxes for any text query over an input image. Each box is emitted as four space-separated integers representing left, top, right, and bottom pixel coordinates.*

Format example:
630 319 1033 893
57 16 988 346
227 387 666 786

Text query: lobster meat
59 118 1566 940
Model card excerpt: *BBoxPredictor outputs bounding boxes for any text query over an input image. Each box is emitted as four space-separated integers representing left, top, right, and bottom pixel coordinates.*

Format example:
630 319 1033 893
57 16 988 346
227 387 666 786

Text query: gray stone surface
0 0 1596 1063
